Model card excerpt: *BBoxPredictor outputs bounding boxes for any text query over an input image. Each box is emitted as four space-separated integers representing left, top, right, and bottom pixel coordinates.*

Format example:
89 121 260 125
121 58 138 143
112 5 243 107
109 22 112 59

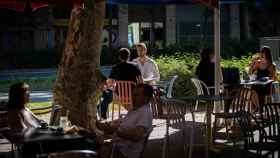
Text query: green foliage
0 77 56 92
156 53 280 97
156 53 200 97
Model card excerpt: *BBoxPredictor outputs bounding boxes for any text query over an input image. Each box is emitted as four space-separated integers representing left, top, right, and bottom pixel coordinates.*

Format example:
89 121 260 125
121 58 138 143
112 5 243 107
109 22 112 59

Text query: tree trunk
53 0 106 132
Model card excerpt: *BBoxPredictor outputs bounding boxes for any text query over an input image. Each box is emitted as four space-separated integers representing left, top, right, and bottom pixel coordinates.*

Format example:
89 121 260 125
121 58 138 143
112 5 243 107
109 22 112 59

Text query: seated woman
7 82 43 130
248 46 277 107
195 48 223 95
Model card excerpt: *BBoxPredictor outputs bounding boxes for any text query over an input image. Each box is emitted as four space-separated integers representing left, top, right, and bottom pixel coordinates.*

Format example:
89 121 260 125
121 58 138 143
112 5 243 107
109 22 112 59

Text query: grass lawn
27 101 52 109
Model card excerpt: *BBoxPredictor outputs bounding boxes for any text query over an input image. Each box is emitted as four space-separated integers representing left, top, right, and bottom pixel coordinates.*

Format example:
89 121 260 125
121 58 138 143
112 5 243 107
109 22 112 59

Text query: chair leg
188 112 195 158
162 119 170 158
212 117 217 144
182 117 187 158
112 103 114 121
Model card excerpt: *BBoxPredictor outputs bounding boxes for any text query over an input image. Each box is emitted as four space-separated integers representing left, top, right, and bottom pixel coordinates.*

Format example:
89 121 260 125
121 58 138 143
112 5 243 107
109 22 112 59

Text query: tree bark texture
53 1 106 132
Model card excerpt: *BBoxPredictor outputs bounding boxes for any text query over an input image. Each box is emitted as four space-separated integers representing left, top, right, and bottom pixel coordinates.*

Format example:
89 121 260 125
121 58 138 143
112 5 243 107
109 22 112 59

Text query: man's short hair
119 48 130 61
136 83 154 102
135 43 147 50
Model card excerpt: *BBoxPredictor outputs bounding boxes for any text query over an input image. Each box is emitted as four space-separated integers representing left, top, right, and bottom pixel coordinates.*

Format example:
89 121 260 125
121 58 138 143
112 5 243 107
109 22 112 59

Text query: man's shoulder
146 57 156 64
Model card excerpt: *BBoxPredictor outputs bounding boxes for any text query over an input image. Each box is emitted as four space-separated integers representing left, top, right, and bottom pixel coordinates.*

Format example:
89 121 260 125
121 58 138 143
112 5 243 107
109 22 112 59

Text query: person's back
196 61 215 87
110 61 141 83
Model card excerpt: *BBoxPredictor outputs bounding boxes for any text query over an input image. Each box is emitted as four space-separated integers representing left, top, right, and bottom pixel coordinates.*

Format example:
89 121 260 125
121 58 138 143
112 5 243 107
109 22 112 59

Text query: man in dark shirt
98 48 143 119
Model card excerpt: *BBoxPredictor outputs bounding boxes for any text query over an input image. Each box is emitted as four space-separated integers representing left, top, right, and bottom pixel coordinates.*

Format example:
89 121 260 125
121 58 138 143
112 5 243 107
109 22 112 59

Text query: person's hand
110 120 121 129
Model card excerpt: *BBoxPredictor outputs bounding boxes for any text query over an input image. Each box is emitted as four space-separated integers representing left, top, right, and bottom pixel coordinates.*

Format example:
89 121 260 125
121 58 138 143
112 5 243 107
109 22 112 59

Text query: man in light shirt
133 43 160 85
97 83 153 158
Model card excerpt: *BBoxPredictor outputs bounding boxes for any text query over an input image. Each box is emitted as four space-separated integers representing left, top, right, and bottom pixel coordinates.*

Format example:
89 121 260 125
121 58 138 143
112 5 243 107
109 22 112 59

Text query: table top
178 95 233 101
240 79 273 86
1 127 84 144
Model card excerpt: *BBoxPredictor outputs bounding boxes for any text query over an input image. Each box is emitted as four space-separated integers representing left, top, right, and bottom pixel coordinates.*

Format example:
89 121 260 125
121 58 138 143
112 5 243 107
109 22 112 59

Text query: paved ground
0 112 258 158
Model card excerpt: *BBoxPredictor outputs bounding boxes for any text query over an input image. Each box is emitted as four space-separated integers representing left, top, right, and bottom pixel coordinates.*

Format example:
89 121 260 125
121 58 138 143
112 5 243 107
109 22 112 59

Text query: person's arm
137 75 144 84
96 121 119 134
116 126 146 142
8 111 26 130
268 64 277 81
152 62 160 82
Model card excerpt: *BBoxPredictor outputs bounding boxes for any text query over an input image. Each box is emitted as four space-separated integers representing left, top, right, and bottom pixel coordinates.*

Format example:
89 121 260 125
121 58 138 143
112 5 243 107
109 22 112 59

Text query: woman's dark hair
200 48 213 63
261 46 272 65
119 48 130 61
7 82 29 109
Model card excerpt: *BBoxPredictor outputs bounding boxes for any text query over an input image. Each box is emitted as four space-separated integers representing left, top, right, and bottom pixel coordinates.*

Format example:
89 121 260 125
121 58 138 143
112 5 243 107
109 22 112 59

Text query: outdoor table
177 95 233 157
240 79 273 87
241 79 274 106
1 127 97 157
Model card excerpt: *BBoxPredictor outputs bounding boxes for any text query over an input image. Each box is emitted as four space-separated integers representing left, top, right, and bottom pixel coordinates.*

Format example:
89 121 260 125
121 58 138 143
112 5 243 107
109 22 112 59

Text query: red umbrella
0 0 86 12
0 0 218 12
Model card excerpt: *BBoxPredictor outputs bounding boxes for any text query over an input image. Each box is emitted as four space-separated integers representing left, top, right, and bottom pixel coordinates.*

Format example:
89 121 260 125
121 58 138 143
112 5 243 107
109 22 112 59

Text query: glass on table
249 74 257 81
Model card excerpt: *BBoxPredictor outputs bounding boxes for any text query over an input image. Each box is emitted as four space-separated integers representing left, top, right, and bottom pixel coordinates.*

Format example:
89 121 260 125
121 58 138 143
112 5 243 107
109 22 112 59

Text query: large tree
53 0 106 132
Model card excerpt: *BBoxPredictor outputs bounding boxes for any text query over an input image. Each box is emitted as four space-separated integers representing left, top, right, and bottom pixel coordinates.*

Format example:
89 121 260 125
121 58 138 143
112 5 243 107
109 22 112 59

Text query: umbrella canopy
0 0 219 11
107 0 218 8
0 1 48 12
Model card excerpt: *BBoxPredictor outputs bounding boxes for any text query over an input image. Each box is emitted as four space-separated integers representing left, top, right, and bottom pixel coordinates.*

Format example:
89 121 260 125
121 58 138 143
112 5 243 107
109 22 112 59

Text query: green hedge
155 52 279 97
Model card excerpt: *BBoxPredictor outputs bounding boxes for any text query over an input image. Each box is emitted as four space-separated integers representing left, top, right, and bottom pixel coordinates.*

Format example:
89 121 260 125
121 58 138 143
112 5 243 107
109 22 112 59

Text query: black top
109 62 141 83
256 68 270 80
195 61 215 87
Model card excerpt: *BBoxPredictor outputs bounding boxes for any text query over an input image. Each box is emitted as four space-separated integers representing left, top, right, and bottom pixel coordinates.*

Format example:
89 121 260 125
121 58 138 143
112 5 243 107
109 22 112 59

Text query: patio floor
0 112 265 158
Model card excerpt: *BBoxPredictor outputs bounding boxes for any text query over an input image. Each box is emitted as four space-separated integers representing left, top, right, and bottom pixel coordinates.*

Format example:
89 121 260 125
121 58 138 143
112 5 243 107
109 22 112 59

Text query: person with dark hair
98 48 143 120
248 46 277 107
195 48 215 87
97 83 153 158
249 46 277 81
7 82 43 130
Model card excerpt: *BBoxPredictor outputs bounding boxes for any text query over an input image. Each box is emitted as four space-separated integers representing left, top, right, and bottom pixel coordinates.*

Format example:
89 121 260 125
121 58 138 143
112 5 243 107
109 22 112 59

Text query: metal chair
189 78 209 158
237 111 280 157
212 87 253 144
111 81 136 120
157 75 178 98
190 77 210 111
151 94 188 158
110 129 153 158
260 103 280 142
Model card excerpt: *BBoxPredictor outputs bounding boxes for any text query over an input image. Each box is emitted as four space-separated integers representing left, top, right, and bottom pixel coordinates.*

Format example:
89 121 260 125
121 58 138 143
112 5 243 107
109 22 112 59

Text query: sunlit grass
27 101 52 109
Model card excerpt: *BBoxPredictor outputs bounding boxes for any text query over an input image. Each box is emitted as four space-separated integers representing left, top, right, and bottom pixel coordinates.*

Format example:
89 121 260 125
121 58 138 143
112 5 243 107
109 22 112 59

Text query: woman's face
21 86 30 105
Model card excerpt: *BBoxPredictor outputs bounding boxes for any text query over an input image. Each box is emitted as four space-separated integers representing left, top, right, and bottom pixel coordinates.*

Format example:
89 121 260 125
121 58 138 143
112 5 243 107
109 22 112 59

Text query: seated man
97 83 153 158
133 43 160 85
98 48 143 119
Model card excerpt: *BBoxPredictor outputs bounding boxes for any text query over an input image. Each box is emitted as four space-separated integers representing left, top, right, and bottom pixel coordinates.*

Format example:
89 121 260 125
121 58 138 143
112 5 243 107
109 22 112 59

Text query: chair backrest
230 87 252 113
155 75 178 98
48 150 97 158
113 81 136 107
112 81 136 120
191 78 210 96
260 103 280 138
166 75 178 98
236 111 265 149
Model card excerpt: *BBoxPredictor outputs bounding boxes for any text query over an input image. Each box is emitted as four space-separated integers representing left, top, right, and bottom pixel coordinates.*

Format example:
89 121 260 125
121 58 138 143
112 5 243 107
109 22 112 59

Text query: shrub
155 53 199 97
